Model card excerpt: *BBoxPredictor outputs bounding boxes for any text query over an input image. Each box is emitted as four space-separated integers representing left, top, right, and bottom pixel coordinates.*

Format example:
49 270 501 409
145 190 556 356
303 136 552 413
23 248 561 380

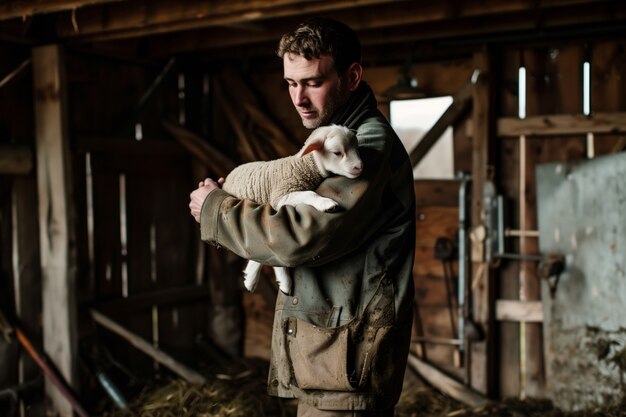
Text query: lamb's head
297 124 363 179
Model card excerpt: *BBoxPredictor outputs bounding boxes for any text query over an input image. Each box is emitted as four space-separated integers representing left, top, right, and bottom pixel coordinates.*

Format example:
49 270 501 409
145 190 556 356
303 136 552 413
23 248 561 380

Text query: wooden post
32 44 78 417
469 48 497 397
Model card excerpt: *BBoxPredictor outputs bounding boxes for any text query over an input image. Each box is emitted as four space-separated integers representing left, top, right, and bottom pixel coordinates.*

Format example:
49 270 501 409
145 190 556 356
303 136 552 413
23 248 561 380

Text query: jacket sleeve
200 119 406 267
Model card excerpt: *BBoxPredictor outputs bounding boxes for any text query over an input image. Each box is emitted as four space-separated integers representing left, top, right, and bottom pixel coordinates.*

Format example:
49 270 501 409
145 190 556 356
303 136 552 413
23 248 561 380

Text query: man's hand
189 177 224 223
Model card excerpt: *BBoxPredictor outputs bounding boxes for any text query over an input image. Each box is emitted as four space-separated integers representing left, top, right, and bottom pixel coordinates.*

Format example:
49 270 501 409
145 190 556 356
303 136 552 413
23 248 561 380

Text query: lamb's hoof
316 199 340 212
278 281 291 295
243 274 258 293
324 204 341 213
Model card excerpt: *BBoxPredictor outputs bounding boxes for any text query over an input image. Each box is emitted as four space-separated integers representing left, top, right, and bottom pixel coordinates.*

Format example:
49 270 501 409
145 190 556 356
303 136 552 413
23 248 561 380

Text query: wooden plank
454 118 474 174
469 48 496 396
125 173 157 376
90 151 188 177
496 46 522 398
145 0 626 56
496 49 521 398
590 41 626 156
498 112 626 137
414 274 453 308
90 310 207 384
11 174 46 416
0 143 32 174
96 284 210 314
496 300 543 322
0 176 18 395
153 176 198 357
58 0 619 43
407 354 488 407
57 0 398 40
415 206 458 247
414 250 455 277
92 171 122 300
414 180 460 208
0 0 122 20
32 44 77 417
76 136 186 156
497 264 522 398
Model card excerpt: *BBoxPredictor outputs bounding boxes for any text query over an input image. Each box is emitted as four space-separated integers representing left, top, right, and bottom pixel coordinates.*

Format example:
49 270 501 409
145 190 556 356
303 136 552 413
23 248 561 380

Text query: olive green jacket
200 110 415 410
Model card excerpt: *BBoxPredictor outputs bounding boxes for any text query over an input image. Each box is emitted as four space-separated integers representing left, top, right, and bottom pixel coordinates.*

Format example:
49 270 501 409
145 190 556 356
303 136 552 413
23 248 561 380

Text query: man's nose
293 87 309 106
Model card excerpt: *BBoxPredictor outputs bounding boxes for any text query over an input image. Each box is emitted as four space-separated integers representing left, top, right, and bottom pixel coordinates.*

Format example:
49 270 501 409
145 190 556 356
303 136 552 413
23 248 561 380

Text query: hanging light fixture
382 63 427 100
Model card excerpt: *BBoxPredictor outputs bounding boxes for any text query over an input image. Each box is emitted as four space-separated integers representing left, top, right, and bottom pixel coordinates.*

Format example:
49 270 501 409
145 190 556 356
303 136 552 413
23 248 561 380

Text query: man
189 18 415 417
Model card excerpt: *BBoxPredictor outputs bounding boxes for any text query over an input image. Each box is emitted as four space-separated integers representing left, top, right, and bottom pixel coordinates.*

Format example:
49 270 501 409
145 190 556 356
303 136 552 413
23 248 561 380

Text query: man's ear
346 62 363 92
298 126 329 156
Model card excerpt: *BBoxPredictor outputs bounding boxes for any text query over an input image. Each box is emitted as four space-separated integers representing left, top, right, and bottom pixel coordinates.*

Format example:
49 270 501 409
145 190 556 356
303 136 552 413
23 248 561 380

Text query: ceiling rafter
55 0 400 41
55 0 615 43
0 0 123 20
138 0 625 57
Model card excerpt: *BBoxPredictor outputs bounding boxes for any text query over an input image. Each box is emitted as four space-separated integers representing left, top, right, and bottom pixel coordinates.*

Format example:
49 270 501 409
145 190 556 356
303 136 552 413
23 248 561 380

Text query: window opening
390 96 455 179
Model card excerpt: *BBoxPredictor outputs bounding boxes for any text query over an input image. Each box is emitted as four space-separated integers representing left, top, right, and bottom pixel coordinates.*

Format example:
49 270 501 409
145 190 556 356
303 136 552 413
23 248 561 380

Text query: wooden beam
32 44 77 417
409 79 473 167
469 48 497 397
90 310 208 384
498 112 626 137
162 120 236 178
0 143 32 174
56 0 398 41
95 284 210 315
215 81 263 163
0 0 123 20
215 69 299 162
57 0 619 43
143 0 626 56
406 354 488 407
495 300 543 323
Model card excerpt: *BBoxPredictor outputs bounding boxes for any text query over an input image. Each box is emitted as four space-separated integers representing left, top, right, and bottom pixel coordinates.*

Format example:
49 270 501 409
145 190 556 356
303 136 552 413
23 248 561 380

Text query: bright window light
583 61 591 116
390 96 454 179
518 66 526 119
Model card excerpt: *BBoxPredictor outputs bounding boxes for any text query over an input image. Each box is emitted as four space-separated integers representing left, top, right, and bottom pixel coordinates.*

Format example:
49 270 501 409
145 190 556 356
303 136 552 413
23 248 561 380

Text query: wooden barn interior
1 1 626 416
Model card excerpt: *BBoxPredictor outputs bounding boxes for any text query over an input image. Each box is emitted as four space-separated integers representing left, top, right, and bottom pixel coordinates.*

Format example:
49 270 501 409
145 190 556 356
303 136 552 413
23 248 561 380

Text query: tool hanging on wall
434 236 459 339
0 309 91 417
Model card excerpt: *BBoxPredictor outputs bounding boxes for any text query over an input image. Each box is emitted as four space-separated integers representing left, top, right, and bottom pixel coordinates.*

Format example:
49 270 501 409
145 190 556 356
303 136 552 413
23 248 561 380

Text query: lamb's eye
333 151 342 156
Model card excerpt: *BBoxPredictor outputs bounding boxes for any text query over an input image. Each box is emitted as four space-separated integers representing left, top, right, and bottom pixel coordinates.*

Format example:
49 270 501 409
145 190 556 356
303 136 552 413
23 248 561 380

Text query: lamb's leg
273 267 292 295
243 260 263 292
275 191 339 212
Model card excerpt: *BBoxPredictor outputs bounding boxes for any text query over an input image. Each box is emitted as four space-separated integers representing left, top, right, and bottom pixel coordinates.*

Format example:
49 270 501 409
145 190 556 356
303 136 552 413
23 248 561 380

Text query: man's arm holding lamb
191 121 394 269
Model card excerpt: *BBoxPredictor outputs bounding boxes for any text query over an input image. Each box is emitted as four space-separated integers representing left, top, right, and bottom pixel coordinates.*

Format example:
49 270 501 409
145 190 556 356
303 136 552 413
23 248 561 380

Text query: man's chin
301 119 322 129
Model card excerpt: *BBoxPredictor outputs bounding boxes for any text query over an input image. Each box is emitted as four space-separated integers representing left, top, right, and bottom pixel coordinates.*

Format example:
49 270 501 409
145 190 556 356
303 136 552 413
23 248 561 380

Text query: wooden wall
0 43 43 416
496 39 625 400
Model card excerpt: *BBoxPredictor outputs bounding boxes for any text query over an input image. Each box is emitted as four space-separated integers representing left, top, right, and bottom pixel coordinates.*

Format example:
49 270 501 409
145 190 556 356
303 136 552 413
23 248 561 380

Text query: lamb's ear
298 127 328 157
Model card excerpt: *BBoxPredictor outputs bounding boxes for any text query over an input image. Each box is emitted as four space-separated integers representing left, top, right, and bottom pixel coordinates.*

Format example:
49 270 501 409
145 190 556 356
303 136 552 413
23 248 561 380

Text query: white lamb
222 124 363 295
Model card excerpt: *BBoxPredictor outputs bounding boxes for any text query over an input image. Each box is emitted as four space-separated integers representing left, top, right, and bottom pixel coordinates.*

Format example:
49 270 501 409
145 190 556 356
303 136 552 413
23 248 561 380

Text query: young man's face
283 53 352 129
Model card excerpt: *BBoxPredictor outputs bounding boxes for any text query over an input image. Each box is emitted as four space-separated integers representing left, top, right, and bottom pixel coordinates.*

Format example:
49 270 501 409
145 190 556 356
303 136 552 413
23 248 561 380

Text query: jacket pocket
285 316 356 391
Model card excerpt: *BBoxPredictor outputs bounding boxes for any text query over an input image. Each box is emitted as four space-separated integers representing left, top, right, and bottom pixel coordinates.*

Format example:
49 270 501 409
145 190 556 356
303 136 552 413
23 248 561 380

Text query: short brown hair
277 17 361 75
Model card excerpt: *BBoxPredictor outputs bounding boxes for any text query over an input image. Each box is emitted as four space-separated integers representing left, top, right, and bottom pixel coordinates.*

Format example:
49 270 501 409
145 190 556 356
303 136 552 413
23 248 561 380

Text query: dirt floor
96 361 626 417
